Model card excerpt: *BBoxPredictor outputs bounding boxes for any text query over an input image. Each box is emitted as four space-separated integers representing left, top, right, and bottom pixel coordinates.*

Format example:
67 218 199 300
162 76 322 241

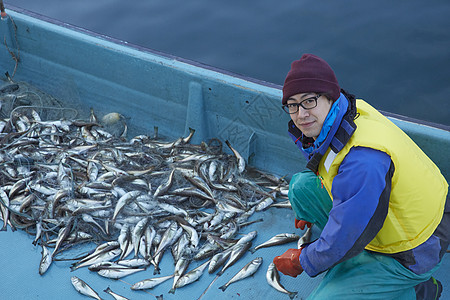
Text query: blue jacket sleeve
300 146 394 277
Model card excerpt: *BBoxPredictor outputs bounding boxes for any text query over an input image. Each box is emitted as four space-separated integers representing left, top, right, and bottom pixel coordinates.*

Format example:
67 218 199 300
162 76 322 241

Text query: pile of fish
0 80 303 299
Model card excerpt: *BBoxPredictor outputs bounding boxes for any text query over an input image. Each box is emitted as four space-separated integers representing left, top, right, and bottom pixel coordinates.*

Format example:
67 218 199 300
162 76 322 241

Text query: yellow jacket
318 100 448 253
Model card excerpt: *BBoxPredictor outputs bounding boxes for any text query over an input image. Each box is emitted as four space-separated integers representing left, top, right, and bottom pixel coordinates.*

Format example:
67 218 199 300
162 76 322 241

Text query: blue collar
303 93 346 155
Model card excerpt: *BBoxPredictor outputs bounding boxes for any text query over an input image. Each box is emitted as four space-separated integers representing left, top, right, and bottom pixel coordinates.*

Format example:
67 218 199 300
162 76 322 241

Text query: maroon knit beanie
282 54 340 104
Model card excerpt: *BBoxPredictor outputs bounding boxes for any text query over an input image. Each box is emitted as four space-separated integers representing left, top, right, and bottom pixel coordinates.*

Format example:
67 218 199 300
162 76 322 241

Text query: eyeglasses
282 94 322 114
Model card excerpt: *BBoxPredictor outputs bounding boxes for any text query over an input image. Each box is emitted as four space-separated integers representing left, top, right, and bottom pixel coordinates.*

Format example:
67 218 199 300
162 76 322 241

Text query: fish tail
156 295 164 300
168 288 175 294
218 284 227 292
288 291 298 299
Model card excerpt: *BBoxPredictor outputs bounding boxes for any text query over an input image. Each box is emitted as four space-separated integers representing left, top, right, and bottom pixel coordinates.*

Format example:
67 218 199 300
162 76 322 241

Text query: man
273 54 449 299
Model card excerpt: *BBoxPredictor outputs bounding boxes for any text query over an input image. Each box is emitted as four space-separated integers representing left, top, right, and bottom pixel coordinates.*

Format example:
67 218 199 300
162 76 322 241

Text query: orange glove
294 218 312 230
273 248 303 277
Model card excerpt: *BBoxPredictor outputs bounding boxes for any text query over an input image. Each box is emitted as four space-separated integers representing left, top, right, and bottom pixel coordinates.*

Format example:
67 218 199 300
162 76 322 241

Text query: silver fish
52 217 75 257
193 241 221 261
70 276 102 300
154 221 182 258
251 233 300 253
158 202 188 217
217 241 252 276
132 217 149 257
182 173 214 199
255 197 274 211
178 222 199 248
298 225 313 248
219 257 263 291
266 262 298 299
173 233 193 262
39 245 52 275
88 258 150 271
117 258 151 268
173 259 210 291
141 225 156 260
103 287 129 300
208 248 232 274
0 187 11 231
169 256 191 294
131 274 174 290
97 267 145 279
225 140 245 174
71 247 122 271
235 230 257 246
154 168 175 198
270 200 292 208
88 262 130 272
112 190 140 222
118 225 134 260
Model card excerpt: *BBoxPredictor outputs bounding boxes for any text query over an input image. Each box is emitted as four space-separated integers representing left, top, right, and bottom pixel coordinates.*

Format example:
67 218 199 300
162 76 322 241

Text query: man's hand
273 248 303 277
295 218 312 230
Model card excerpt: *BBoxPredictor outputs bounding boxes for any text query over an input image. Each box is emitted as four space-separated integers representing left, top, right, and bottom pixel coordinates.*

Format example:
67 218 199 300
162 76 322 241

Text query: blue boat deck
1 213 449 299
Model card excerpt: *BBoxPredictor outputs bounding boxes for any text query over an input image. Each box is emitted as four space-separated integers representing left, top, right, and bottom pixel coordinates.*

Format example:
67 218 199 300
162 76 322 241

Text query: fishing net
0 80 78 121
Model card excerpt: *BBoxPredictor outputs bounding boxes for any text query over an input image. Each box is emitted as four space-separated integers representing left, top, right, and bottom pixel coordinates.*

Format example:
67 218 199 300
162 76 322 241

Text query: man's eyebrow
300 93 315 100
287 93 315 103
286 97 297 103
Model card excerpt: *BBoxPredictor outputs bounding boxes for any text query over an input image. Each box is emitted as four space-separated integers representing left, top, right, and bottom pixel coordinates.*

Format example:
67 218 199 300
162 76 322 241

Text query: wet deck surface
1 206 449 300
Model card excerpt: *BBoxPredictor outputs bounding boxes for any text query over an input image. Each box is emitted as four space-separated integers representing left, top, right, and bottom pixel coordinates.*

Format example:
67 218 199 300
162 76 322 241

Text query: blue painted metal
0 6 449 300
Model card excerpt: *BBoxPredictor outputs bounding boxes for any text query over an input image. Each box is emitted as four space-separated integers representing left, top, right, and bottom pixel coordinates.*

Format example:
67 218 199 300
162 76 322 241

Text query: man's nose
296 106 309 118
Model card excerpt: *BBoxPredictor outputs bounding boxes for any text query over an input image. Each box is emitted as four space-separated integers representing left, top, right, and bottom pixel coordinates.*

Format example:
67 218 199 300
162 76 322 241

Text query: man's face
287 93 333 139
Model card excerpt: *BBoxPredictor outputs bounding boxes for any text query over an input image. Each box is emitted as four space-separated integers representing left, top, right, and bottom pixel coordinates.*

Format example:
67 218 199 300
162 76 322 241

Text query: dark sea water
6 0 450 126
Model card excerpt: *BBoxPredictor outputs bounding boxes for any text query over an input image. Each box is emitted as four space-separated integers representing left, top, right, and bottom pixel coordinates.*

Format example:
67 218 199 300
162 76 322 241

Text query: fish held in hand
266 262 298 299
251 233 299 253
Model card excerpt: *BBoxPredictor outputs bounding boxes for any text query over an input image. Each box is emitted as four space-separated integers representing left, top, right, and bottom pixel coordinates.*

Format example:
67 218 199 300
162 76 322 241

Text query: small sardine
255 197 274 211
270 200 292 209
153 221 182 258
173 259 210 291
219 257 263 291
178 222 199 248
193 241 221 261
70 276 102 300
266 262 298 299
251 233 300 253
118 225 134 260
208 248 232 274
52 217 75 257
103 287 129 300
235 230 257 246
71 247 121 271
97 267 145 279
154 168 175 198
112 190 140 222
217 241 252 276
225 140 245 174
39 245 52 275
132 217 149 257
298 225 313 248
131 274 174 290
169 256 191 294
